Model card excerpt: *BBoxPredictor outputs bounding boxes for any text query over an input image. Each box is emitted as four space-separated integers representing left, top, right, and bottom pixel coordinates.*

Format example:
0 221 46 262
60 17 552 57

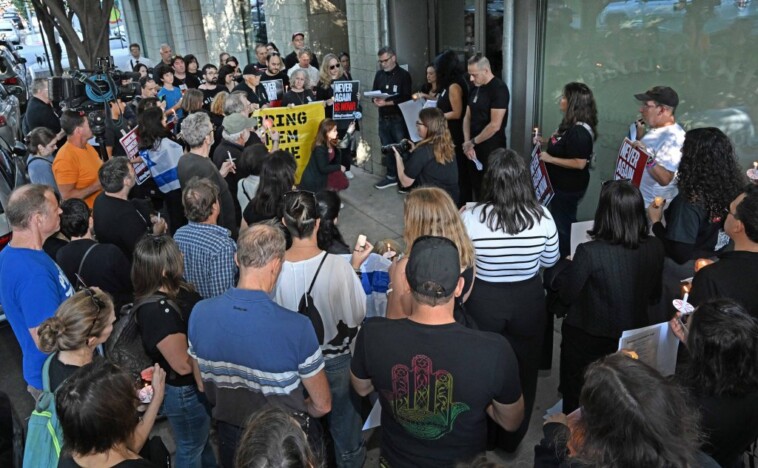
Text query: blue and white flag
140 138 183 193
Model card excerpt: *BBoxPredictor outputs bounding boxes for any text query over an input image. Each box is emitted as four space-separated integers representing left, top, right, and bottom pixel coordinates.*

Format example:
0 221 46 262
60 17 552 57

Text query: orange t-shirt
52 143 103 207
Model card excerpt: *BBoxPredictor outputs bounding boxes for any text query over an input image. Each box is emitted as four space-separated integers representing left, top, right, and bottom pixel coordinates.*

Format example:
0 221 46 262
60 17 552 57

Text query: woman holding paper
316 53 357 177
393 107 459 204
547 180 664 414
299 118 353 193
538 82 598 257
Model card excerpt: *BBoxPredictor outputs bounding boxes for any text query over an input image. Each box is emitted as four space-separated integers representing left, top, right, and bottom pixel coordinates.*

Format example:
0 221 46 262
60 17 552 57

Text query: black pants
466 274 545 452
559 323 617 414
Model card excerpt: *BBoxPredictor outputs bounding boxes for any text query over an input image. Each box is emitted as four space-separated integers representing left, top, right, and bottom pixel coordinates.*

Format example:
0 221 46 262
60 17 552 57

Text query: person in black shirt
538 82 598 257
372 46 413 191
199 64 222 110
281 69 316 107
233 64 270 111
172 55 200 90
253 44 268 71
462 54 509 199
284 32 319 70
212 113 258 225
260 52 289 107
24 78 61 136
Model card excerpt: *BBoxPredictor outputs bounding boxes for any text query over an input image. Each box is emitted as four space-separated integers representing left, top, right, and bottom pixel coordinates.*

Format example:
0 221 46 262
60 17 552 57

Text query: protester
25 127 60 192
234 65 269 110
548 180 664 414
434 50 469 204
209 91 229 132
177 112 239 239
287 50 319 88
393 107 459 204
56 199 133 309
24 78 61 135
237 144 269 214
633 86 685 206
315 190 350 254
274 190 369 468
56 360 166 467
460 148 559 451
533 353 703 468
212 113 258 223
670 299 758 468
299 118 352 193
184 54 202 82
372 46 413 191
260 51 290 93
219 51 230 69
351 235 524 467
689 184 758 317
93 157 167 260
282 69 316 107
175 88 206 136
189 224 332 467
137 106 185 234
387 187 476 326
155 64 183 123
538 82 598 257
172 55 200 89
121 43 154 72
52 110 103 208
339 52 352 80
0 185 74 396
462 54 509 199
284 32 319 70
128 76 160 117
159 43 173 66
199 64 222 110
133 63 149 79
252 44 268 71
174 178 237 298
417 63 438 100
241 151 294 228
132 235 216 467
234 406 319 468
218 64 237 93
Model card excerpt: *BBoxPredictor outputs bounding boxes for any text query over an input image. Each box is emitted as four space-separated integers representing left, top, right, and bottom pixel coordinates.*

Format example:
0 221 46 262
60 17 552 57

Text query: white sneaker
345 170 354 180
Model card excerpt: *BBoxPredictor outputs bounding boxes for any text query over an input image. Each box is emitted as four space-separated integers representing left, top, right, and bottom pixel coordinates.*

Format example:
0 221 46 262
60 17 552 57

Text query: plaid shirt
175 222 237 298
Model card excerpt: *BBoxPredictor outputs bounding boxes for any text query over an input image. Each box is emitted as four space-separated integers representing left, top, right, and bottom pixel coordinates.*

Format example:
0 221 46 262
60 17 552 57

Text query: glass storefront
540 0 758 218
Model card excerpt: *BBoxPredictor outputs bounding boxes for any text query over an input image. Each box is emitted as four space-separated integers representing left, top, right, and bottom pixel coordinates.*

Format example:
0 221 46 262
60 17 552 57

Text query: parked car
0 44 31 110
0 131 29 254
2 9 25 30
0 19 19 45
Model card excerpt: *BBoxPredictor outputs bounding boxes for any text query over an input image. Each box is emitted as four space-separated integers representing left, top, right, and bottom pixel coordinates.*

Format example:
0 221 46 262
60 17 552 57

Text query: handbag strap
307 253 328 295
41 352 56 393
77 243 99 279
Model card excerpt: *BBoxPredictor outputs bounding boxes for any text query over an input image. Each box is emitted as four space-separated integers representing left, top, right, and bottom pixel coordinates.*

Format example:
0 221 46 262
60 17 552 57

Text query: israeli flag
139 138 183 193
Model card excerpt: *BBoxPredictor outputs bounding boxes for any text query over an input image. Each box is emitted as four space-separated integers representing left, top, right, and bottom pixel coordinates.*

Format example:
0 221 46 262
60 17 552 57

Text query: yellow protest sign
254 103 326 183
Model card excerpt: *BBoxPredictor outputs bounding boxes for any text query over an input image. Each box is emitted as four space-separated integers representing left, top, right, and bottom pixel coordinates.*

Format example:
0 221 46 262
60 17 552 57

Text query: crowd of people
0 30 756 468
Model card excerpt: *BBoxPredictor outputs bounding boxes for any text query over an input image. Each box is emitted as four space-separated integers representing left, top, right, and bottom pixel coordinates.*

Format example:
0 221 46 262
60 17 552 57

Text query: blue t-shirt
0 246 74 388
157 86 184 121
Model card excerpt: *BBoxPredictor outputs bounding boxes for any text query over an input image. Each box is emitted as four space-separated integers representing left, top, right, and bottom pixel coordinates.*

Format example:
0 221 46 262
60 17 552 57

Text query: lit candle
357 234 366 248
754 161 758 171
654 196 664 208
681 283 691 307
694 258 713 273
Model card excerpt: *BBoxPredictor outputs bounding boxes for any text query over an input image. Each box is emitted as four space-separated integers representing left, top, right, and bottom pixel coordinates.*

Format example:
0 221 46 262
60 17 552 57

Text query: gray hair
181 112 213 148
6 184 54 230
237 224 286 269
159 43 171 52
377 46 395 57
290 69 310 89
98 157 131 193
222 129 247 142
224 91 249 115
467 53 490 71
31 78 48 95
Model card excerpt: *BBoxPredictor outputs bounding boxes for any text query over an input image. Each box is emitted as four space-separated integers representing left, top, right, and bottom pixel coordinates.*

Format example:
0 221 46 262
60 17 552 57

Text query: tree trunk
30 0 63 75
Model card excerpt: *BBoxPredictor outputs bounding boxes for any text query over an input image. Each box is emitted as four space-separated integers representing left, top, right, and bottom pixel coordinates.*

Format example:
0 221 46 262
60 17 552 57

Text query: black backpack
297 253 327 344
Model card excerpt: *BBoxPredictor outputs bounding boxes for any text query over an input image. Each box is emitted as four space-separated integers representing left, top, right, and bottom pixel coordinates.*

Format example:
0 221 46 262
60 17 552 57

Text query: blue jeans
548 188 586 258
161 384 217 468
325 354 365 468
378 115 408 179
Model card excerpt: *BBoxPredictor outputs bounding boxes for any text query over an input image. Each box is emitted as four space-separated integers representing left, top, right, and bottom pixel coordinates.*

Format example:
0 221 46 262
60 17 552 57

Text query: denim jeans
161 384 217 468
325 354 366 468
378 115 408 179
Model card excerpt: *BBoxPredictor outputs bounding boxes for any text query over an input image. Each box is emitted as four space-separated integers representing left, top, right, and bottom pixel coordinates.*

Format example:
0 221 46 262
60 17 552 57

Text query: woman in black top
56 360 167 468
132 235 217 468
218 65 237 93
299 118 353 193
434 50 469 205
417 63 438 100
551 180 664 413
315 190 350 254
242 150 296 227
282 69 316 107
394 107 459 204
539 82 598 257
671 299 758 468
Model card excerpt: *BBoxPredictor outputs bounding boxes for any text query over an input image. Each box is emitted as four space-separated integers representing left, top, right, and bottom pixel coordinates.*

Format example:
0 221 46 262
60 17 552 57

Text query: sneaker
344 170 354 180
374 177 398 190
397 186 409 194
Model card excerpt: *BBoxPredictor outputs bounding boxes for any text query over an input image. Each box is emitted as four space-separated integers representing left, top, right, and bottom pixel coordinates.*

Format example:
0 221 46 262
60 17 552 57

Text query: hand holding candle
672 283 694 316
653 196 664 208
748 161 758 181
694 258 714 273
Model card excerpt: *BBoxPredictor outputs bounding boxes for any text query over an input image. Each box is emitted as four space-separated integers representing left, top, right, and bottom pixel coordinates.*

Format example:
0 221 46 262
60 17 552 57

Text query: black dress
437 78 469 205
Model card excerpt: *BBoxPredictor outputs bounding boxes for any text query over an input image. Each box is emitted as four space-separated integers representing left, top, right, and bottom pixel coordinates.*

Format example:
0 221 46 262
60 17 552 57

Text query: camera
380 139 412 155
48 56 139 110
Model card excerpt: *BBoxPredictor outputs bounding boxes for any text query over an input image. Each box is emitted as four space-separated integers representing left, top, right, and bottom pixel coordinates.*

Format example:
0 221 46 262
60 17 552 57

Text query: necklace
473 86 481 104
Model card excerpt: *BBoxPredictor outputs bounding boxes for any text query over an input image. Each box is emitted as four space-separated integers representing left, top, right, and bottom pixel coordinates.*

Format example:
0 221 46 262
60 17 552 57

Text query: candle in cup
654 196 664 208
357 234 366 248
681 283 691 306
754 161 758 170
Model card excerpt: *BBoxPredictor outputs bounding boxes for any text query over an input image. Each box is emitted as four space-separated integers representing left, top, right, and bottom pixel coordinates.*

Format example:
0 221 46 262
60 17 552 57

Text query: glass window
541 0 757 218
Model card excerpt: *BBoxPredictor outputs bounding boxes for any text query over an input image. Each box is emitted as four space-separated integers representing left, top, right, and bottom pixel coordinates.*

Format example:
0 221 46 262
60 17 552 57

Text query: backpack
23 354 63 468
105 295 178 376
0 390 25 468
297 253 328 344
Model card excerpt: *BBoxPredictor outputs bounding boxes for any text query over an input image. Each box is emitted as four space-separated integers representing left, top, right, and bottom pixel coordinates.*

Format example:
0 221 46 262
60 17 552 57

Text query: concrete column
136 0 171 62
165 0 186 56
199 0 248 66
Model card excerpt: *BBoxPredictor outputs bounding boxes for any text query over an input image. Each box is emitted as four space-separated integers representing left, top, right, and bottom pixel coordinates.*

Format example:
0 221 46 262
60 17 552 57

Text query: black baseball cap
242 64 262 76
634 86 679 108
292 32 305 40
406 236 460 299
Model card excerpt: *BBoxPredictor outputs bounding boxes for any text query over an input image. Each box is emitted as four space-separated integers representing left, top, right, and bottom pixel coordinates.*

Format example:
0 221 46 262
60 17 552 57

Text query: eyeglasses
723 207 739 219
415 121 425 127
329 64 340 70
378 57 392 64
77 280 106 339
640 103 660 110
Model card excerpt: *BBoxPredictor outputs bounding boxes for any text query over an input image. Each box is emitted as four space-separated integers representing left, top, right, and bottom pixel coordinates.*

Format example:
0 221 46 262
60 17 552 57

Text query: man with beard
199 64 222 110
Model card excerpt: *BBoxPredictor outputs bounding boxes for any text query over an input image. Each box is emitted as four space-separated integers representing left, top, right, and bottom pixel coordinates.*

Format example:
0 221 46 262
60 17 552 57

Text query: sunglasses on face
329 64 340 70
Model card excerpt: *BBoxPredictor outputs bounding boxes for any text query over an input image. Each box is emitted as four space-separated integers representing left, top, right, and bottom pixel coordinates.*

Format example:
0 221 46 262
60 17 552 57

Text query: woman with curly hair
393 107 459 204
648 127 745 317
534 352 706 468
538 82 598 257
315 53 356 176
670 298 758 468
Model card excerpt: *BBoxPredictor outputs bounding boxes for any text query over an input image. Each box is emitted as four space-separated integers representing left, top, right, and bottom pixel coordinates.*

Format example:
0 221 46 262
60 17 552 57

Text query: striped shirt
461 204 560 282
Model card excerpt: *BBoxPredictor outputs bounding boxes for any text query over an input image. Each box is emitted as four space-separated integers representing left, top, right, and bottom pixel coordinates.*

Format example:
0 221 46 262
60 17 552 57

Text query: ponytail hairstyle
37 288 114 353
315 190 347 251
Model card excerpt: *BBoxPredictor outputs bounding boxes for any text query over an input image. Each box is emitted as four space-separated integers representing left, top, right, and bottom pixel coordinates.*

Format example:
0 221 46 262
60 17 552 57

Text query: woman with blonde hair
386 187 476 323
316 53 357 178
393 107 458 203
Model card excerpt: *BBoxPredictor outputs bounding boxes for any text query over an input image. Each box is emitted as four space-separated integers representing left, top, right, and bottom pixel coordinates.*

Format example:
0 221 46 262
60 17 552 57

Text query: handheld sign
615 138 650 187
118 126 150 185
530 145 554 206
331 80 360 120
261 79 284 107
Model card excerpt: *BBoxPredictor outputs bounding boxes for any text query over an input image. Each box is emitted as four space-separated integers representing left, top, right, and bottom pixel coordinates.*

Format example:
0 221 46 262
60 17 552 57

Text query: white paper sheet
570 221 594 257
362 400 382 431
398 99 424 142
364 90 397 100
618 321 679 376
